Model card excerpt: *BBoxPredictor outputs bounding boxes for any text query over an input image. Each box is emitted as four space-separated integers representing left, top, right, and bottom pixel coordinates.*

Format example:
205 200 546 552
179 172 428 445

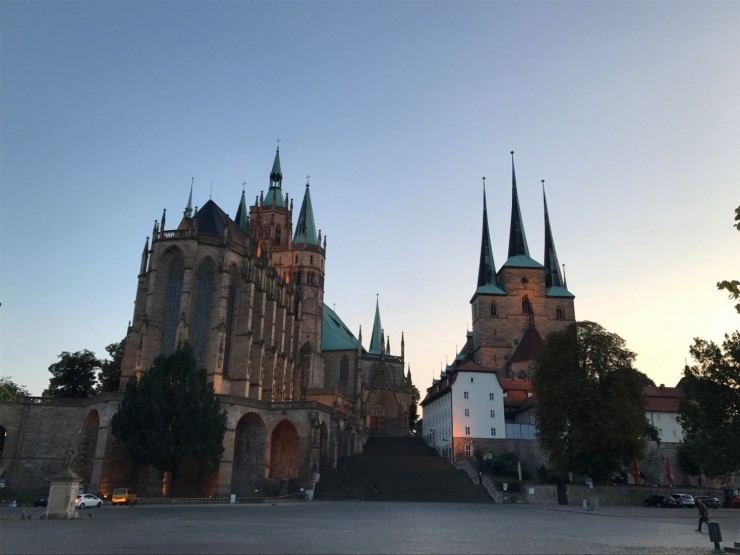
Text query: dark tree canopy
533 321 654 483
408 382 421 433
111 344 226 493
0 376 31 400
717 205 740 313
677 332 740 478
43 350 100 398
98 338 126 392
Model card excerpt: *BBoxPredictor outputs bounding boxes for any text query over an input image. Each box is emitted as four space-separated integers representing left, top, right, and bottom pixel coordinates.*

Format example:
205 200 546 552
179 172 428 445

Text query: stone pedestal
46 468 81 520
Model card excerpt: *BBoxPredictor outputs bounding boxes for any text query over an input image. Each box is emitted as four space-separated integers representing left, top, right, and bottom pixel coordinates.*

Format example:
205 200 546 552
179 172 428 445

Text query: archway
231 412 267 497
267 420 299 483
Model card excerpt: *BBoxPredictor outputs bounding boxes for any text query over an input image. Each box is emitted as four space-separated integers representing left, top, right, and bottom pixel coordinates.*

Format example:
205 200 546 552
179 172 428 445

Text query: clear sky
1 0 738 397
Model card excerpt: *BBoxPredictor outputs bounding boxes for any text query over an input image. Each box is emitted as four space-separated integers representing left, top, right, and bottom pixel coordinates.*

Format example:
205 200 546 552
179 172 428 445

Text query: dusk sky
1 1 738 397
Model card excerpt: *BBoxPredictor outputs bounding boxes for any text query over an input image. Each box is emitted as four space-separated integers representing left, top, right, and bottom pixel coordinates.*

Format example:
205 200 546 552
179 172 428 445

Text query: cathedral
0 148 413 498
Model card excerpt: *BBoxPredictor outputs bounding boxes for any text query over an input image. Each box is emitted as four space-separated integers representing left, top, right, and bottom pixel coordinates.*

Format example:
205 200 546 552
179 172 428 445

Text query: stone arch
267 419 299 482
366 391 402 436
231 412 267 497
319 421 329 471
77 410 100 487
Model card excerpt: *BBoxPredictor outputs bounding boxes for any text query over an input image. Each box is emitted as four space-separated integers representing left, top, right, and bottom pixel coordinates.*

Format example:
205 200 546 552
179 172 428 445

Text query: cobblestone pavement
1 501 738 554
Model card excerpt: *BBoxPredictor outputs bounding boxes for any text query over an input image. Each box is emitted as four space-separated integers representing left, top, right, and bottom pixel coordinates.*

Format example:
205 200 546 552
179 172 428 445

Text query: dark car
643 494 677 508
34 495 48 507
695 496 720 509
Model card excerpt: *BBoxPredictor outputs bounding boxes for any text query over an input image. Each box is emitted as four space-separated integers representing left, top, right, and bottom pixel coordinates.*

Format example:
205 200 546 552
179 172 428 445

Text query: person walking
696 498 709 532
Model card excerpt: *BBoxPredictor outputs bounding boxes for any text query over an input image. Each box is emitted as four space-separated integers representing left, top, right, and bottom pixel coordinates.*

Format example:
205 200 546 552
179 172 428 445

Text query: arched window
556 305 564 320
490 302 497 316
161 256 184 354
339 355 349 382
191 258 216 366
274 225 281 245
522 295 532 315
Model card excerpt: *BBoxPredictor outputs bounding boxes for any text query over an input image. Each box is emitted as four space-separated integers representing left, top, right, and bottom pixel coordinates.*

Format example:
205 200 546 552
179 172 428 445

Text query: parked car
33 495 48 508
695 496 720 509
643 495 677 508
75 494 103 508
111 488 137 505
671 493 695 508
727 496 740 509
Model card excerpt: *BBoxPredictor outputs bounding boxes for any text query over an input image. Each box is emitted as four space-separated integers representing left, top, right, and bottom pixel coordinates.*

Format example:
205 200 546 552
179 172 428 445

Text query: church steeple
264 147 286 207
477 178 501 291
235 184 248 231
293 178 318 244
369 296 383 355
184 178 194 218
543 180 564 289
507 151 530 258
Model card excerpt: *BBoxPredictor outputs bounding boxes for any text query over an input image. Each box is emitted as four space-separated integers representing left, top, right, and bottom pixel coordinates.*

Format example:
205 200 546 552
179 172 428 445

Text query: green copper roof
477 183 503 293
546 286 575 298
184 179 193 218
502 254 544 269
322 305 359 351
234 189 248 231
507 152 530 258
369 298 383 355
475 284 507 296
543 184 565 289
264 148 285 207
293 182 318 244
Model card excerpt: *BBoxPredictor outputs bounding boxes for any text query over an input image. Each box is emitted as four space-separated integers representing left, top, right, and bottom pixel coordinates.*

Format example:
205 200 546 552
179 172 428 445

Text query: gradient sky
1 0 738 397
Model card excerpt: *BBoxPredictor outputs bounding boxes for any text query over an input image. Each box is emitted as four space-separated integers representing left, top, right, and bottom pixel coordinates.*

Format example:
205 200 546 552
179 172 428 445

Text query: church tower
471 152 575 377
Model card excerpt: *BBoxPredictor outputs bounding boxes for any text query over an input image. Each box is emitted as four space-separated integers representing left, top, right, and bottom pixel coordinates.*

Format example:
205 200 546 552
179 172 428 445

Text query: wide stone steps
314 436 490 502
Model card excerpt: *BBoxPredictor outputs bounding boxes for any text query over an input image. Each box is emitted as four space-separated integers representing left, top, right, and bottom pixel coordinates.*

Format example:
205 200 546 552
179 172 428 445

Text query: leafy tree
111 344 226 495
717 205 740 313
0 376 30 400
98 338 126 392
533 321 654 483
677 332 740 478
408 382 421 433
42 350 100 398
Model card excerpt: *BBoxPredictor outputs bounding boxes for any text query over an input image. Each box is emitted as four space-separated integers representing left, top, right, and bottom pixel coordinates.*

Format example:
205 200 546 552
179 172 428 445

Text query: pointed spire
160 208 166 231
235 184 248 231
386 335 390 355
477 177 500 289
507 151 530 258
543 180 565 289
369 295 383 355
293 179 318 245
264 147 286 207
358 325 363 355
140 236 149 275
184 178 194 218
401 331 405 362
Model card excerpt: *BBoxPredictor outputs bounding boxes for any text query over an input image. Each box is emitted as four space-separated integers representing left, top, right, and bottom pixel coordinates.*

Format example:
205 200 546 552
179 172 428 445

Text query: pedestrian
696 498 709 532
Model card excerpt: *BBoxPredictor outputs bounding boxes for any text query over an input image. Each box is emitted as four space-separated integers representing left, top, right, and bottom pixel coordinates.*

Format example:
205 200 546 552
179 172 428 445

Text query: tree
42 350 100 398
717 205 740 313
408 383 421 433
110 344 226 495
677 332 740 478
0 376 30 400
98 338 126 392
533 321 655 483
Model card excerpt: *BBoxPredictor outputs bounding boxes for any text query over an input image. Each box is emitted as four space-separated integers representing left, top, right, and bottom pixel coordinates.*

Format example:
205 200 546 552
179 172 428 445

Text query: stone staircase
314 436 491 502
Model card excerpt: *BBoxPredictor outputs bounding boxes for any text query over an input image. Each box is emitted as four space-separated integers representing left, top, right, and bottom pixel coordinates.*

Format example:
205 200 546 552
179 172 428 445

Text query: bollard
707 521 722 552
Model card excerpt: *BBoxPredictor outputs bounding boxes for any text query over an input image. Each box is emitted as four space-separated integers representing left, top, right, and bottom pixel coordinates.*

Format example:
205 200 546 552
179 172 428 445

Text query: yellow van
111 488 137 505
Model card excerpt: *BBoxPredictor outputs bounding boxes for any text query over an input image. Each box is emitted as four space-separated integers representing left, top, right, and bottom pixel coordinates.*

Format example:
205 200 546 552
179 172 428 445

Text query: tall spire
507 151 530 258
234 184 248 231
477 177 499 289
184 177 194 218
369 296 383 355
293 178 318 244
543 180 565 289
264 146 286 207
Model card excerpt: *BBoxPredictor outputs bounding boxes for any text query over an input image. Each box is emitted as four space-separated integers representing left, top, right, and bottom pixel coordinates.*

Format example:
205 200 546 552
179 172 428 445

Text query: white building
644 384 685 443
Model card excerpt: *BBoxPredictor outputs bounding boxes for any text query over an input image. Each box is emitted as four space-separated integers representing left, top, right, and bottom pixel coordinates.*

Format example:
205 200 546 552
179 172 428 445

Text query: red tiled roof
643 385 685 413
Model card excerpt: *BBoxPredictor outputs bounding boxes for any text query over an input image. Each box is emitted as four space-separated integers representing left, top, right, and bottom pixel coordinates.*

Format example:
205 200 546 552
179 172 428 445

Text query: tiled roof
644 385 685 413
194 199 248 241
509 328 545 363
499 377 534 407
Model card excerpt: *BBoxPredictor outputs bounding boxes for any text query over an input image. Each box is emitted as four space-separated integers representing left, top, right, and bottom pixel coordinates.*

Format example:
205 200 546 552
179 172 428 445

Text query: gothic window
556 305 564 320
274 225 281 245
161 256 184 355
490 302 497 316
190 258 216 367
522 295 532 314
295 255 298 264
339 355 349 382
223 266 238 377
